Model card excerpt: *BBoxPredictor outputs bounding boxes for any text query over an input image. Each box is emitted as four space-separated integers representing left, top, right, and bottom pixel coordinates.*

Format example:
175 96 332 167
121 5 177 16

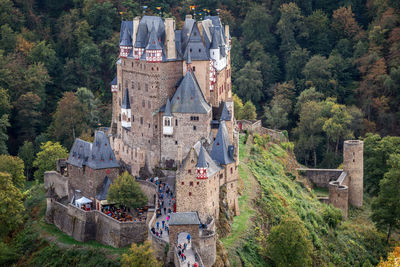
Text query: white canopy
75 197 92 207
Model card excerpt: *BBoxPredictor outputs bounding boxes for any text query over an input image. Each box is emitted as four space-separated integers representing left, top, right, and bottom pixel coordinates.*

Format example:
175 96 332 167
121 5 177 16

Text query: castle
45 14 239 267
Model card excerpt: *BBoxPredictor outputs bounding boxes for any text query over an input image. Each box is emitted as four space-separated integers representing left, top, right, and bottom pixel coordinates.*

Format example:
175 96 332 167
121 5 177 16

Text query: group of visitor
101 205 147 222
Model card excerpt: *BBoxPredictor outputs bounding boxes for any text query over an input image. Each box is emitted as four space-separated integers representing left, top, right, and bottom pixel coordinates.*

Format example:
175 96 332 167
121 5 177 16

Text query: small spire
164 98 172 117
186 50 192 72
122 88 131 109
196 146 208 168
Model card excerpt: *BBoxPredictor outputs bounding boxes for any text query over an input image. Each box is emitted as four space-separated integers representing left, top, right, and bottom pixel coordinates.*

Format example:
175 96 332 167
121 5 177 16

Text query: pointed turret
119 24 132 58
211 121 233 165
196 145 208 179
220 102 231 121
121 88 131 128
146 23 162 62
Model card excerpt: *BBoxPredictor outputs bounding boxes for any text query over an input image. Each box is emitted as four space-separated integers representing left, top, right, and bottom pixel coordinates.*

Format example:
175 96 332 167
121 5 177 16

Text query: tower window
190 182 193 186
193 66 196 71
140 117 143 125
231 167 233 174
189 192 192 196
175 119 178 126
181 182 184 185
193 126 197 131
175 141 178 145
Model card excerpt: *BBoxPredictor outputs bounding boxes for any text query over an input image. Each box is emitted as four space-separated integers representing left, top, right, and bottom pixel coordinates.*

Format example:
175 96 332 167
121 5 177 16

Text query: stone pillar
328 182 349 219
343 140 364 208
164 18 176 60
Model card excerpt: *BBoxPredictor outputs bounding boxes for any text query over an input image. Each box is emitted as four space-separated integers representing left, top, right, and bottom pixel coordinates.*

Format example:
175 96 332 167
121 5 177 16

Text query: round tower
343 140 363 208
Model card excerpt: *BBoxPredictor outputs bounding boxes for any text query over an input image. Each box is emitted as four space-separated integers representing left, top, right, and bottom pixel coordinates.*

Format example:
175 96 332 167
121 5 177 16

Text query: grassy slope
222 134 388 267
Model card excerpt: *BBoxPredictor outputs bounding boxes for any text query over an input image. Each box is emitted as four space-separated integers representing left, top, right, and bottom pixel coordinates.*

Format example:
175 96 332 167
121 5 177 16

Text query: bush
322 206 343 229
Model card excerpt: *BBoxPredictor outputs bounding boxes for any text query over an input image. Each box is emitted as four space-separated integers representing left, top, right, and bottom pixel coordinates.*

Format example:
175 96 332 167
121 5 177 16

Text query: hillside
221 133 388 266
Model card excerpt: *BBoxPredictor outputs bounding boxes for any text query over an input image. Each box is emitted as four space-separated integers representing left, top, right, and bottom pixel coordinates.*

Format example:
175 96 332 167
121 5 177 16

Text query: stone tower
343 140 364 208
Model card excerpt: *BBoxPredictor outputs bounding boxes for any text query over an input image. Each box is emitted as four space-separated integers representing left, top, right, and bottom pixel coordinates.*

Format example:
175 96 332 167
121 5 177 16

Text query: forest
0 0 399 266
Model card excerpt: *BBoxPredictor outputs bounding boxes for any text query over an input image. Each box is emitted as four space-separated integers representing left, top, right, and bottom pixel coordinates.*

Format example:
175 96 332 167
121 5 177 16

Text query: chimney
197 21 204 39
164 18 176 60
225 24 230 44
132 17 140 47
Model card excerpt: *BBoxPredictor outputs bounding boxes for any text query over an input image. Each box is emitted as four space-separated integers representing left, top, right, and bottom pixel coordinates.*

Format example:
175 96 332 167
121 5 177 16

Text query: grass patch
313 187 329 197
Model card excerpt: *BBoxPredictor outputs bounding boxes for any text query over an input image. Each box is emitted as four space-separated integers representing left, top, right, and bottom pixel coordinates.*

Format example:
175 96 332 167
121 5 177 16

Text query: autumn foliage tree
121 240 161 267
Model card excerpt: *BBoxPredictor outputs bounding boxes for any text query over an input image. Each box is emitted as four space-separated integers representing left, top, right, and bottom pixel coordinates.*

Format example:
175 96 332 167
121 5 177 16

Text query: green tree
233 94 243 120
0 155 25 189
75 87 100 128
242 5 276 53
364 134 400 194
285 47 310 88
371 153 400 243
18 141 35 180
0 88 10 154
266 217 313 267
0 24 16 54
52 92 88 149
303 55 334 96
108 171 147 209
303 10 331 55
322 101 354 155
235 61 263 106
33 141 68 182
276 3 304 59
0 172 24 238
294 101 325 166
294 87 324 114
241 101 257 120
121 240 161 267
14 92 41 143
264 102 289 130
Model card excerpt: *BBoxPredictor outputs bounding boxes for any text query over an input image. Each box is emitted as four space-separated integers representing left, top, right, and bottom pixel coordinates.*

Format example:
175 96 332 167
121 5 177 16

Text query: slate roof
183 22 209 61
120 24 132 46
211 121 234 165
110 76 117 85
194 142 221 177
122 88 131 109
164 98 172 116
169 212 200 225
220 102 231 121
170 71 211 114
133 16 165 49
120 21 133 43
146 23 162 50
96 176 112 200
67 131 119 170
196 145 207 168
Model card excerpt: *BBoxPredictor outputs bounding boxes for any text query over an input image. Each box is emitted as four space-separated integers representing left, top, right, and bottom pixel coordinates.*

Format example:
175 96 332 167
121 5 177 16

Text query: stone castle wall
136 179 157 206
238 120 287 143
44 171 69 199
298 169 343 188
46 198 147 248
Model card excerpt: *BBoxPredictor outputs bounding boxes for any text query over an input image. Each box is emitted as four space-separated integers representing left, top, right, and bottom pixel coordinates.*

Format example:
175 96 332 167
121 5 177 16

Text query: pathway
176 233 196 267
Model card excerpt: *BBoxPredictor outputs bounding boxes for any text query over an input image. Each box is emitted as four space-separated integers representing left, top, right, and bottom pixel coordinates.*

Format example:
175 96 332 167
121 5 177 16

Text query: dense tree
276 3 304 59
371 154 400 243
233 94 243 120
241 101 257 120
241 5 276 53
303 55 334 96
285 47 310 89
121 240 161 267
234 62 263 106
266 217 313 267
303 10 331 55
0 155 25 189
0 172 24 238
14 92 41 143
294 101 325 166
331 6 364 41
108 172 147 209
264 102 289 130
377 247 400 266
75 87 100 128
52 92 88 149
33 141 68 181
364 134 400 194
18 141 35 180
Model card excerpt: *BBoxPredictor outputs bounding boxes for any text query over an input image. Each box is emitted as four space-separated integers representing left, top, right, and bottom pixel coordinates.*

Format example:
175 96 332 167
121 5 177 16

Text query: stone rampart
44 171 69 199
46 198 148 247
198 231 216 267
137 179 157 206
237 120 287 142
297 168 343 188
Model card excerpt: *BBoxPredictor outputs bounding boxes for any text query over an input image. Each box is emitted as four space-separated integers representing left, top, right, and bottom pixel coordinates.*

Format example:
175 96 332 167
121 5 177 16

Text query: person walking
156 221 159 229
162 220 165 229
187 233 191 243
